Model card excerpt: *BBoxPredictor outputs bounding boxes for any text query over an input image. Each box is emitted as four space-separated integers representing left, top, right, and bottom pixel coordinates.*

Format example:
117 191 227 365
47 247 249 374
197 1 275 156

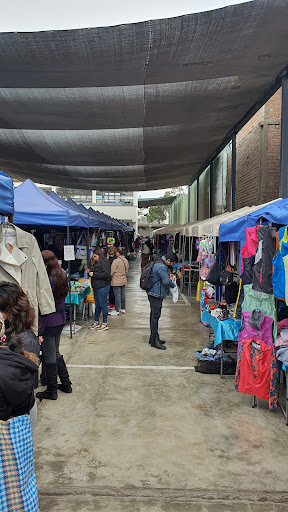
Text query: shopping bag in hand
171 275 179 303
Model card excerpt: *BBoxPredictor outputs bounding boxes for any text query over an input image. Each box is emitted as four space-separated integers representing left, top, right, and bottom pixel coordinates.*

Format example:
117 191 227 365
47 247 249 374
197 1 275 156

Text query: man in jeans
147 255 176 350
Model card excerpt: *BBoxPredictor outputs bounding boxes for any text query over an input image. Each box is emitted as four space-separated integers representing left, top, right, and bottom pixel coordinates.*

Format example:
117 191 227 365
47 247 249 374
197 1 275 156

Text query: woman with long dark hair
0 281 40 433
36 250 71 401
0 283 40 510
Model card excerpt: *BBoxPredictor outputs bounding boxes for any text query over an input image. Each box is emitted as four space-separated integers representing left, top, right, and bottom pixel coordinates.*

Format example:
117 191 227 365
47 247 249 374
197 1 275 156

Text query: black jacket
0 347 38 421
91 253 111 289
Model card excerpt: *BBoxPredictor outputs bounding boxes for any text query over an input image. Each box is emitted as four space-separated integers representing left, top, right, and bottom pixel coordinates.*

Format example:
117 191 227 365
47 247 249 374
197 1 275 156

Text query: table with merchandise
202 305 241 377
65 282 91 333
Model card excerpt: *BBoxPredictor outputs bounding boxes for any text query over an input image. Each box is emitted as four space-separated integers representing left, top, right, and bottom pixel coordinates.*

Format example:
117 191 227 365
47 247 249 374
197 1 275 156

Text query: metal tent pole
67 225 73 339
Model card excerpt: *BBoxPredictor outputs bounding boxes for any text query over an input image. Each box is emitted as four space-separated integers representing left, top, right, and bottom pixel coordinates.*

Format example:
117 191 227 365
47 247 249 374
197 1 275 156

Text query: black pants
41 326 63 364
148 295 163 338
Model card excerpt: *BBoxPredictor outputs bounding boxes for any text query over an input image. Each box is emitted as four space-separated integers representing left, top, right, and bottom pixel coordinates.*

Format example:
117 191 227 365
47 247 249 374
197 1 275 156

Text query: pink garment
277 318 288 334
238 311 274 355
240 225 261 274
275 332 288 347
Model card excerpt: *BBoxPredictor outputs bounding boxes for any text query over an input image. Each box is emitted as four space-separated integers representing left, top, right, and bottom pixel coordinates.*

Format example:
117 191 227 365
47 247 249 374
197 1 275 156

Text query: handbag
206 261 221 286
75 231 92 260
219 268 233 286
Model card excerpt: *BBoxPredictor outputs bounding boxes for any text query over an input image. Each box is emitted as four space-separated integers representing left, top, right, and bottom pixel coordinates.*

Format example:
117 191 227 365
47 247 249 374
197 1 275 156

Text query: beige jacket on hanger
0 225 55 333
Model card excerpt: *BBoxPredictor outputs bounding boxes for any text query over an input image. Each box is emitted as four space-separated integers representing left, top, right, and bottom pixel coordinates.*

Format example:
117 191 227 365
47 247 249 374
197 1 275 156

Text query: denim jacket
147 258 175 299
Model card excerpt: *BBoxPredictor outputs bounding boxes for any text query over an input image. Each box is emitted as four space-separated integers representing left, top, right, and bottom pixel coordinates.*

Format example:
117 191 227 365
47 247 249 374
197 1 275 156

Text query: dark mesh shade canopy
0 0 288 191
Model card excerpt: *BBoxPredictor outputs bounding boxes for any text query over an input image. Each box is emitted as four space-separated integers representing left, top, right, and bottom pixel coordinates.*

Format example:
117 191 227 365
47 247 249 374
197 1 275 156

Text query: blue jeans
113 286 126 312
93 285 110 324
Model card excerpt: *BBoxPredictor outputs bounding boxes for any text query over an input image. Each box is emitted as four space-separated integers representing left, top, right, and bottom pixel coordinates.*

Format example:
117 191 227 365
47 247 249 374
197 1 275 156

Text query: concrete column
92 190 97 203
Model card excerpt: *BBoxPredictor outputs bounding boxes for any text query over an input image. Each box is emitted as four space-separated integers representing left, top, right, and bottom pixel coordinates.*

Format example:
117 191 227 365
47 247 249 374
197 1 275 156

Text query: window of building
95 191 133 205
56 187 92 203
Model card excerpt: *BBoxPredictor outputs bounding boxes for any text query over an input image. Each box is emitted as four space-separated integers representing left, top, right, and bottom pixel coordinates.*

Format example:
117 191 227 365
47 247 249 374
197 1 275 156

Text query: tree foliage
146 205 168 223
146 187 186 223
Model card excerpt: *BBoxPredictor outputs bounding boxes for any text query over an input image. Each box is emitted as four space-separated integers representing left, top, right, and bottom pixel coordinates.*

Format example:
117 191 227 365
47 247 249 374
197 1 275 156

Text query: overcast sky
1 0 252 198
0 0 252 32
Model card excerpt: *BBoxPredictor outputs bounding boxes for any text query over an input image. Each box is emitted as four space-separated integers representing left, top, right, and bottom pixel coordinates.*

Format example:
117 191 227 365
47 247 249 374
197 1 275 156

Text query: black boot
40 354 46 386
36 363 58 401
150 336 166 350
57 355 72 393
149 335 166 345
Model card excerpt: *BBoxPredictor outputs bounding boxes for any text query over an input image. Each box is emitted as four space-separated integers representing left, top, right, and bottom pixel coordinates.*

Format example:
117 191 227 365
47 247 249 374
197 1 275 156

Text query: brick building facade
226 88 282 211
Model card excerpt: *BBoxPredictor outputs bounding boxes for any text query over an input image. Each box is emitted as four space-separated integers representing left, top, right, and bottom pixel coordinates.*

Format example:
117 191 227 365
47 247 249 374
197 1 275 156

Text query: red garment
240 225 261 274
236 337 276 403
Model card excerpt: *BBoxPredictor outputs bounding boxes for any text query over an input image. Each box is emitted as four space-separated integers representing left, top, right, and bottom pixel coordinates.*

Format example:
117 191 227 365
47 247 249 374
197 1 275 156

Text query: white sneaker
120 309 126 314
89 321 99 329
98 323 109 331
109 310 120 316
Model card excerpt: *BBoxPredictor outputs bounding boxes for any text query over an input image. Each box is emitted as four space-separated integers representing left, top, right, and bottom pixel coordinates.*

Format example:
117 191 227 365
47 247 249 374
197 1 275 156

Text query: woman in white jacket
109 247 129 316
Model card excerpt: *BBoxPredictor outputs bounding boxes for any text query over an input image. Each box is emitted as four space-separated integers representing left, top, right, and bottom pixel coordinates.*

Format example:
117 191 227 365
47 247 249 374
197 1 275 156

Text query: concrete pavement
35 261 288 511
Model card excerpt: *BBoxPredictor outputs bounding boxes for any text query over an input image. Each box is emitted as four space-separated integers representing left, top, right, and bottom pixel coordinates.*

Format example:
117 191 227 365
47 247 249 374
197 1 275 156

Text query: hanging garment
252 226 276 295
240 225 261 274
238 311 274 350
241 283 277 339
276 347 288 366
0 225 55 332
283 254 288 306
272 226 288 300
235 337 277 411
275 328 288 348
241 255 255 285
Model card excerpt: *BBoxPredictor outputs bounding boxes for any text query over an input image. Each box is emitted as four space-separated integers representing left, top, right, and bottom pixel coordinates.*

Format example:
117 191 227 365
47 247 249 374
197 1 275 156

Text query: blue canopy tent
13 180 90 338
77 203 107 230
87 208 113 230
65 198 99 229
0 172 14 216
219 198 288 247
48 191 90 228
13 180 88 228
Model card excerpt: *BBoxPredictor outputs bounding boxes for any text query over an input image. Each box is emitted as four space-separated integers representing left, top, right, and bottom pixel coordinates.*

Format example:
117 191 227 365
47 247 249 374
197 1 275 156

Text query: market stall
218 198 288 421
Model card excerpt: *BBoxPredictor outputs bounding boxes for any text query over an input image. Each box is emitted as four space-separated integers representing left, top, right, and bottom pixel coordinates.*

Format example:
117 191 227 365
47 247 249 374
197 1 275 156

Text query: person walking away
147 255 176 350
141 240 151 269
107 246 117 309
134 237 141 258
109 247 129 316
88 249 111 331
36 250 71 401
0 308 40 511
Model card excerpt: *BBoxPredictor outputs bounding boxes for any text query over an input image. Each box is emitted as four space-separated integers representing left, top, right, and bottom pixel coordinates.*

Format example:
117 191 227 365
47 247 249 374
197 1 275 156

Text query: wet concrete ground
35 260 288 511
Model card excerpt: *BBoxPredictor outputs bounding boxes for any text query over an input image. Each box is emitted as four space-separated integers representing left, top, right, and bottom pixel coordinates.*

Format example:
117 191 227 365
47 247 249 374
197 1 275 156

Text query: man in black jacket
88 249 111 331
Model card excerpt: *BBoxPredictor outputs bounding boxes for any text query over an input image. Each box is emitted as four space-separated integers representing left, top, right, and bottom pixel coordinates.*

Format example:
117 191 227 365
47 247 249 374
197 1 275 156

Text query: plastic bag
171 275 179 303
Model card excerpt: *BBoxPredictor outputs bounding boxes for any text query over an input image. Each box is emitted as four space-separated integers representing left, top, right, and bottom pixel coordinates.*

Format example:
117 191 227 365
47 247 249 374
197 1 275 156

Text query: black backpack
140 261 155 290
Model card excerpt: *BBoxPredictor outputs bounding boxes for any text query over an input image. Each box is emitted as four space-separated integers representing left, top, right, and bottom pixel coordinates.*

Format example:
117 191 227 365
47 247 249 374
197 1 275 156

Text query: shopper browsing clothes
37 250 72 401
147 255 176 350
109 247 129 316
88 248 111 331
141 240 151 268
0 286 40 511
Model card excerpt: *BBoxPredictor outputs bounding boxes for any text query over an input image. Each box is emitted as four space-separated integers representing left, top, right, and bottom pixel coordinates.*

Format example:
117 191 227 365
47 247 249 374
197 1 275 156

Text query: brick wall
226 88 282 210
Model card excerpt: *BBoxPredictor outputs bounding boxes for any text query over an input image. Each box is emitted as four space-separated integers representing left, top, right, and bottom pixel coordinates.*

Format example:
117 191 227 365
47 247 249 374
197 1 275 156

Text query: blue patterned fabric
0 415 39 511
202 308 241 347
